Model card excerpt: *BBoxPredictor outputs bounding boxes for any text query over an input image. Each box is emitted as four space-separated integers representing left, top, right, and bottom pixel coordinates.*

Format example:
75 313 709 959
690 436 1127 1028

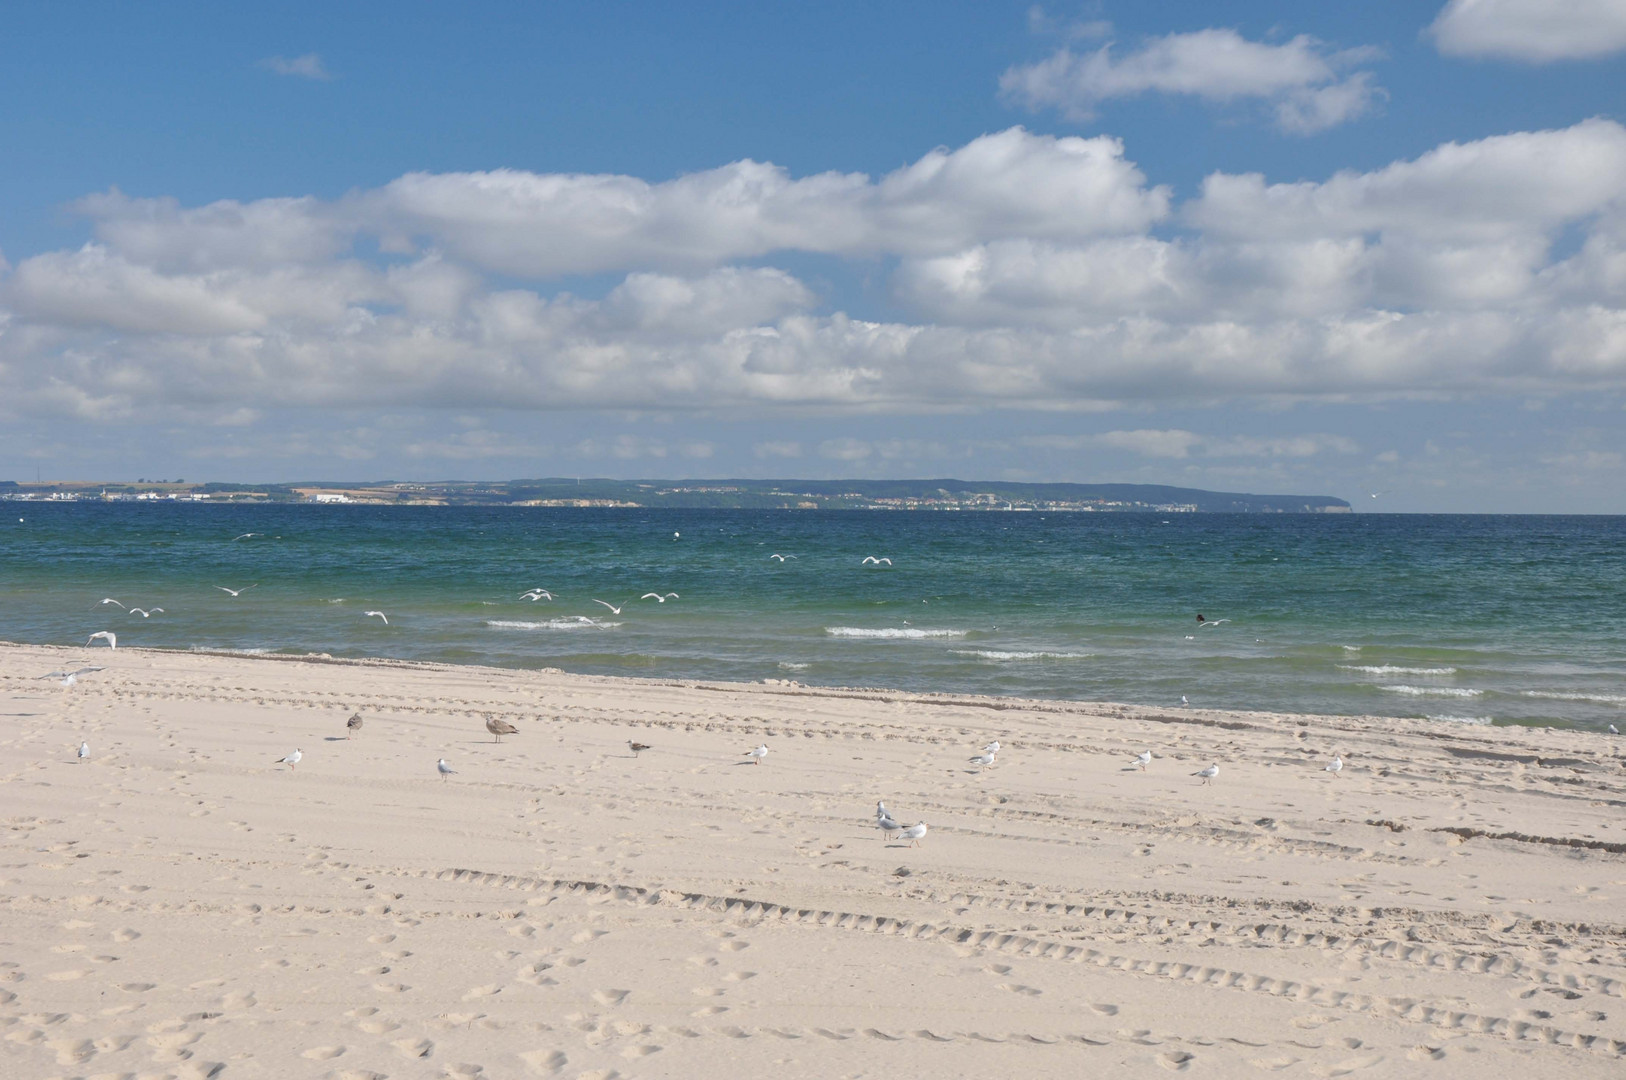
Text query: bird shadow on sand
323 736 349 742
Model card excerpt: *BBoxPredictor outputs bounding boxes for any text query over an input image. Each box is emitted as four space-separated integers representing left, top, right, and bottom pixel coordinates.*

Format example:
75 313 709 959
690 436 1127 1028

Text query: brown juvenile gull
628 740 651 757
486 716 519 743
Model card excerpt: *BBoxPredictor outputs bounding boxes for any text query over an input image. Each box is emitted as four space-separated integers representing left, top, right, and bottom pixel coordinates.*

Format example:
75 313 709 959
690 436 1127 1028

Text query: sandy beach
2 641 1624 1079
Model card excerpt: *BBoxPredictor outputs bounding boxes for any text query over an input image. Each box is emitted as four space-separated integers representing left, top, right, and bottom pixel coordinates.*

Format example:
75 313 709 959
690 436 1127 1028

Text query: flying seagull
346 713 364 739
87 631 117 649
486 716 519 743
232 533 261 541
97 598 126 609
1193 763 1220 786
40 666 104 687
592 599 624 615
640 592 679 602
768 554 797 561
215 584 258 597
1196 614 1230 627
275 748 303 770
128 607 163 618
861 556 893 566
520 589 554 601
364 610 389 624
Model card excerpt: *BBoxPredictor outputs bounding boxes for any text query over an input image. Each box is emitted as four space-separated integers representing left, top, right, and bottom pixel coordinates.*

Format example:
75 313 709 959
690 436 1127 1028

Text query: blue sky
3 1 1626 510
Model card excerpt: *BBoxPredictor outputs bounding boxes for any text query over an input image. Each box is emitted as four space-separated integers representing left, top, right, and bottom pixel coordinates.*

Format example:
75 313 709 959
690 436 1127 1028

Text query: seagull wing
592 599 621 614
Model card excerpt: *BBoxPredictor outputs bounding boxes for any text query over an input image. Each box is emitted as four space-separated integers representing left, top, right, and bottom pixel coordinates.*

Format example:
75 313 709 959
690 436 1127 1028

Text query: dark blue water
3 504 1624 729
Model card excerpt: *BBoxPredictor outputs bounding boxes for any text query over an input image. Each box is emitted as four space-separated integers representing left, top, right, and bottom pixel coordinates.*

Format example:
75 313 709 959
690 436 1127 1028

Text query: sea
3 504 1624 731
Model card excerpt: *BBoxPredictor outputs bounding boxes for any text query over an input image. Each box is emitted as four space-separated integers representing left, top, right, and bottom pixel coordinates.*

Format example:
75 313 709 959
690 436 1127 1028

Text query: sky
3 0 1625 511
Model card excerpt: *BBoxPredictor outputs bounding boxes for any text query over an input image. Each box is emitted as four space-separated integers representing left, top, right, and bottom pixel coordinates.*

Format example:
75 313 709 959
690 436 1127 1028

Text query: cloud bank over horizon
3 120 1624 426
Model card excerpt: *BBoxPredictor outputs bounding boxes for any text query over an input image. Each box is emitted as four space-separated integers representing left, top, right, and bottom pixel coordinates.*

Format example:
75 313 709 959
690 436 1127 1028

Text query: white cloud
3 122 1626 425
1429 0 1626 62
753 441 803 459
1001 28 1383 133
259 53 333 80
1025 430 1359 459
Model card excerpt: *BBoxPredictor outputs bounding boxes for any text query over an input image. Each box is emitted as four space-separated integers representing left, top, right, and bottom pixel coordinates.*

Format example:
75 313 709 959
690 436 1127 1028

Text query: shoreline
3 641 1624 1076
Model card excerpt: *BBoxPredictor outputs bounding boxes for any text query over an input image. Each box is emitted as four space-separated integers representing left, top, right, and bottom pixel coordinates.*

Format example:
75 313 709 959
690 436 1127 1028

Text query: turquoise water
3 505 1624 730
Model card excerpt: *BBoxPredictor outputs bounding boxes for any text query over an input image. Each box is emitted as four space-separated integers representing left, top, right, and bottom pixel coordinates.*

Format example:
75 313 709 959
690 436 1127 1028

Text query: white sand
2 641 1624 1078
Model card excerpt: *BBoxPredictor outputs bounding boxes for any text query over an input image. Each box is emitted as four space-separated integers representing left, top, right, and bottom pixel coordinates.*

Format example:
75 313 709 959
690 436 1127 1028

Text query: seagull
1611 724 1620 735
592 599 624 615
275 748 303 771
77 742 89 761
520 589 554 601
40 666 103 687
1193 763 1219 785
486 716 519 743
876 800 890 822
346 713 364 739
640 592 679 602
861 556 893 566
969 750 997 768
982 740 1001 754
745 744 768 765
1196 614 1230 627
128 607 164 618
97 598 126 609
629 740 651 757
215 585 258 597
768 554 797 561
901 822 928 847
87 631 117 649
437 757 456 781
364 610 389 624
1180 696 1189 706
232 533 261 541
1325 755 1343 776
1134 751 1153 771
879 816 902 840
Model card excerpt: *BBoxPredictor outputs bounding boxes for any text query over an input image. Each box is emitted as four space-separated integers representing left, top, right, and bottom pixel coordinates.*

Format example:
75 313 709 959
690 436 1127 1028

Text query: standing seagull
969 749 997 768
628 740 651 757
486 716 519 743
275 748 303 771
878 816 902 841
1192 762 1220 786
745 744 768 765
364 610 389 625
87 631 117 649
1325 755 1343 777
215 584 258 597
77 741 89 761
901 822 928 847
437 757 456 781
346 713 364 739
1134 751 1153 771
982 740 1002 754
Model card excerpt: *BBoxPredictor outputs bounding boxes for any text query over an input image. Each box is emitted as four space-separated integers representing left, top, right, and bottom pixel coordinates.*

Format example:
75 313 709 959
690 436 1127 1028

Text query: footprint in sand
300 1045 346 1059
392 1036 434 1058
520 1048 568 1074
1157 1050 1195 1071
996 984 1042 996
591 989 630 1006
1089 1003 1119 1016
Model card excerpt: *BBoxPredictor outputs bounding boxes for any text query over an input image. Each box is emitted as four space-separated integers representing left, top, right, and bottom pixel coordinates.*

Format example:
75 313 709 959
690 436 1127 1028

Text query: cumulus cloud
259 53 333 80
1429 0 1626 62
1001 28 1383 133
2 122 1625 424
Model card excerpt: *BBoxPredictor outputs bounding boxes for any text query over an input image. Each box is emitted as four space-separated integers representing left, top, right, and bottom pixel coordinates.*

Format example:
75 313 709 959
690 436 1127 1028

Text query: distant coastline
0 477 1351 513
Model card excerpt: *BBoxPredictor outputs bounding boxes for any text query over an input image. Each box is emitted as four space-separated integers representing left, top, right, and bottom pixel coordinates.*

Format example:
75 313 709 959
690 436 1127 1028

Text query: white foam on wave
824 627 968 639
487 617 618 631
1426 714 1494 725
1341 645 1361 652
1340 664 1457 676
952 649 1092 661
1520 690 1626 707
1382 684 1483 698
777 661 810 671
